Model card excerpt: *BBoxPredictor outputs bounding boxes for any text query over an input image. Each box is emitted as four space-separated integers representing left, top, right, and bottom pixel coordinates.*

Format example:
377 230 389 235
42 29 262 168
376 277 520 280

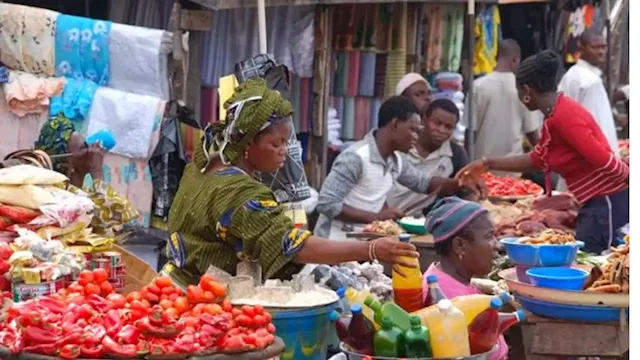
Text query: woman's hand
461 176 488 200
70 142 105 179
372 237 420 276
455 159 489 185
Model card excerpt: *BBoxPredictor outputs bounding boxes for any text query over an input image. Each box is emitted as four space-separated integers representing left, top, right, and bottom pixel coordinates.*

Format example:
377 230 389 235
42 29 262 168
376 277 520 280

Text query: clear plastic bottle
345 287 376 325
428 299 470 358
468 298 503 355
392 234 424 313
336 287 352 315
424 275 447 307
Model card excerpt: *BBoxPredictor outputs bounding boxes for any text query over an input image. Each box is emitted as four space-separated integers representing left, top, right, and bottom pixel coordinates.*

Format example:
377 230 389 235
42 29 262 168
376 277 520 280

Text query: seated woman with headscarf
423 197 506 360
1 114 139 236
165 78 418 283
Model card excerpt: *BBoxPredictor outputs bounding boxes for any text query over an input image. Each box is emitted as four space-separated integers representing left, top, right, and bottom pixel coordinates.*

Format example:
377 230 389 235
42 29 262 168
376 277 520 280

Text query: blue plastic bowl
514 295 629 323
526 267 589 291
500 237 584 267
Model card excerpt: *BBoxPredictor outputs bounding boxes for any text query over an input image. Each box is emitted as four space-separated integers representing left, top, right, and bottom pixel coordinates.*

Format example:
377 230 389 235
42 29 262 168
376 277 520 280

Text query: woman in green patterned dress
166 79 418 282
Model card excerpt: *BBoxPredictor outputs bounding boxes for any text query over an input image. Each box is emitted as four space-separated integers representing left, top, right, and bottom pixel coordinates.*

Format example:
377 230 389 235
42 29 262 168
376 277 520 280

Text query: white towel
86 87 162 159
108 23 171 100
327 107 338 119
327 122 341 131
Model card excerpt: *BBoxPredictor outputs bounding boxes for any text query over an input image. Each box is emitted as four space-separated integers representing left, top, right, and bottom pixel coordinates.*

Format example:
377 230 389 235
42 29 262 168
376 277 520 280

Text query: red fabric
530 94 628 204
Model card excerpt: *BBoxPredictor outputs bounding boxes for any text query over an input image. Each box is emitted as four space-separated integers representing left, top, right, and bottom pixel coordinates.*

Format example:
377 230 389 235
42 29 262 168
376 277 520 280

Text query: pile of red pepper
0 204 41 231
0 273 276 358
481 173 543 197
0 243 12 298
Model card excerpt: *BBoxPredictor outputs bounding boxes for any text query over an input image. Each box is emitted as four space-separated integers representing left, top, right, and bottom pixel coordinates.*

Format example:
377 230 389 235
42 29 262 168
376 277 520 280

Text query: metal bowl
339 343 496 360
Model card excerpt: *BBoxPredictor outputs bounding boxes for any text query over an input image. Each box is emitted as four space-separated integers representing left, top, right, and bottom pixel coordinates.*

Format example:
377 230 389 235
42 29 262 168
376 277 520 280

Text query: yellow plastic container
345 288 378 328
428 299 470 358
392 234 424 313
412 292 513 326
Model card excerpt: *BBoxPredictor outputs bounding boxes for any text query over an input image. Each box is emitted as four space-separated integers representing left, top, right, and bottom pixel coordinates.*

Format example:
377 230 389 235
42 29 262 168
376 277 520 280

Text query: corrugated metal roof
191 0 497 10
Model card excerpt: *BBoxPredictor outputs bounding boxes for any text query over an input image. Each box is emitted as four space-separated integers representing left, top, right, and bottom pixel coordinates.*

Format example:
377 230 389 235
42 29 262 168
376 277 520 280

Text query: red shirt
530 94 628 204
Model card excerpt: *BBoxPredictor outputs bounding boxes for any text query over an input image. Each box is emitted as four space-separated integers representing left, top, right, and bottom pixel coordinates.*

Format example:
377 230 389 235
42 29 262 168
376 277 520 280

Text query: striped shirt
530 94 628 204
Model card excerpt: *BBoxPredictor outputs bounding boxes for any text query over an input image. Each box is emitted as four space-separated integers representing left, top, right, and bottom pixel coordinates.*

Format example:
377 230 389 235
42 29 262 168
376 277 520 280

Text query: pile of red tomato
481 173 543 197
0 271 276 358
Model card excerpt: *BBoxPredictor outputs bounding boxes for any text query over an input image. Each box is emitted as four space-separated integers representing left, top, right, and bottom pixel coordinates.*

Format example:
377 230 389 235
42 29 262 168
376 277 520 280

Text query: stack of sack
433 72 466 143
327 107 343 147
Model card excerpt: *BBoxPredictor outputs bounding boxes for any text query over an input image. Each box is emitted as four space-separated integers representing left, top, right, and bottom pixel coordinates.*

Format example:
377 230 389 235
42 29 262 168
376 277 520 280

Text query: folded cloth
108 23 171 100
434 90 465 102
49 77 99 121
55 14 112 85
327 122 341 131
0 4 59 76
327 107 338 119
87 87 163 159
2 71 65 117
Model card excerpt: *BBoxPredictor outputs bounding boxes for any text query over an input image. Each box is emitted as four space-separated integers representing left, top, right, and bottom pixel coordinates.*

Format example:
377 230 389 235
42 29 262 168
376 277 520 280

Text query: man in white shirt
466 39 540 177
558 30 619 153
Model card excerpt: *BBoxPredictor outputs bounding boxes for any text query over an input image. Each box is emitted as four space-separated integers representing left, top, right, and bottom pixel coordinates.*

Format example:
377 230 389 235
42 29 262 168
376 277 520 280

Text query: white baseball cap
395 73 430 96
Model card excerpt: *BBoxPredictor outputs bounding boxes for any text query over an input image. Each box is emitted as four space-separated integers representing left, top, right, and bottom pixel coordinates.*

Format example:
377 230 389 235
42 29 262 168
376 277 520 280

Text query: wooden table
507 313 629 359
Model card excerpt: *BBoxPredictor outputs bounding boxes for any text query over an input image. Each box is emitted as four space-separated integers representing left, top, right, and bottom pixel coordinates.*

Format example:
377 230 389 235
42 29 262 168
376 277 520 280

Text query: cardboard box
112 244 158 295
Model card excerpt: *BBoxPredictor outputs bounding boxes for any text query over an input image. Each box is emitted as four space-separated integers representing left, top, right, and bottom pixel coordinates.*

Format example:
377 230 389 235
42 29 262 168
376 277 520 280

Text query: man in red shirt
457 50 628 254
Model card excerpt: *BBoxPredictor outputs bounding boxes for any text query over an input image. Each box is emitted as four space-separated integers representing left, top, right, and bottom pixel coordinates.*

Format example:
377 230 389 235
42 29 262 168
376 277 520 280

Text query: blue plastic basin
269 301 338 360
514 295 629 323
526 267 589 290
500 237 584 267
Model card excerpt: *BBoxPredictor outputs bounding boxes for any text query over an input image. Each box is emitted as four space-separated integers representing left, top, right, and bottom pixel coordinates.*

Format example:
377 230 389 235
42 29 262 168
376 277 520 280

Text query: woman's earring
523 95 531 104
244 149 249 160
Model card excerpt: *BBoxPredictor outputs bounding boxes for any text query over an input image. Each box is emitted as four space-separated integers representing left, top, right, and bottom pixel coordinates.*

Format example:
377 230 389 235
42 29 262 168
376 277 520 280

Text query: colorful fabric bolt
425 196 488 243
55 14 112 85
0 67 9 84
34 114 75 174
49 77 99 120
473 6 501 76
0 3 59 76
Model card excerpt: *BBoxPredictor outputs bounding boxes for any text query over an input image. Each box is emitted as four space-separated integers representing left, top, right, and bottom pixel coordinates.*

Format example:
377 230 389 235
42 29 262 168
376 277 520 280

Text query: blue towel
55 15 112 85
358 52 376 97
49 78 99 121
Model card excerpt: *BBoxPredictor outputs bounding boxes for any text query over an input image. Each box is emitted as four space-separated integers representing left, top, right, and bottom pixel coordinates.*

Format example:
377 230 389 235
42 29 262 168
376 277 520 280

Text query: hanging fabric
49 77 99 122
2 70 65 117
442 5 465 72
0 4 59 77
564 3 602 63
149 102 196 221
473 5 502 76
425 3 443 73
55 15 112 86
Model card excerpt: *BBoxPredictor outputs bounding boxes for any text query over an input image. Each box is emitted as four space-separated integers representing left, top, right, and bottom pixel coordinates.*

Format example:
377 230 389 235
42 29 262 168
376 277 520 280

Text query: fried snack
519 229 576 245
584 242 630 293
363 220 404 236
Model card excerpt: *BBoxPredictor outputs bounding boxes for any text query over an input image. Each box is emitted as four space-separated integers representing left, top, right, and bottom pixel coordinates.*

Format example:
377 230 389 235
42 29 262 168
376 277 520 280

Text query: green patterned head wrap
201 78 293 170
34 115 76 174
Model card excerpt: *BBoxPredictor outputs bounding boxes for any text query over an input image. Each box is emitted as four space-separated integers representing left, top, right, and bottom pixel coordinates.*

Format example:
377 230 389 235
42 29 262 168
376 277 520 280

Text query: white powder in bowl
232 285 338 308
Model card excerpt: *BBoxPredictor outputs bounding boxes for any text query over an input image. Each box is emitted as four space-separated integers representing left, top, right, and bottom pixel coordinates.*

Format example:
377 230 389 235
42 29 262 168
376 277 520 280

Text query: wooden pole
466 0 476 160
603 0 612 97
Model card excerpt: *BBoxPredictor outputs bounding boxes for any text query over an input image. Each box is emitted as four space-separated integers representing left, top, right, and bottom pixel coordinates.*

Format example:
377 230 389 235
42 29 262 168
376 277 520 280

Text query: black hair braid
515 50 561 93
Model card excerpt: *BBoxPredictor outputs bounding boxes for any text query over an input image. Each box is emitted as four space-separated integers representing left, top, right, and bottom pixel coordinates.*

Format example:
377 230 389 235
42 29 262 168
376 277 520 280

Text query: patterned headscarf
425 197 488 243
34 115 76 174
201 78 293 170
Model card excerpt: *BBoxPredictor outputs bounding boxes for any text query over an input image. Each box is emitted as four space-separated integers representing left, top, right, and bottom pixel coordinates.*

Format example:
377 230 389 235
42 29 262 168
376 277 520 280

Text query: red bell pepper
149 306 173 326
136 317 182 338
86 294 110 313
0 216 13 230
9 332 25 355
24 326 61 344
136 339 150 356
80 345 105 358
102 335 137 358
84 324 107 345
38 297 66 314
59 344 81 359
24 343 57 356
116 324 140 345
104 309 122 336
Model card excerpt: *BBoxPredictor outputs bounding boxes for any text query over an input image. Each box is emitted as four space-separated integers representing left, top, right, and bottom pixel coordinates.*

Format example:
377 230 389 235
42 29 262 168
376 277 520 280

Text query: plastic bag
0 165 68 185
39 195 94 228
0 185 74 209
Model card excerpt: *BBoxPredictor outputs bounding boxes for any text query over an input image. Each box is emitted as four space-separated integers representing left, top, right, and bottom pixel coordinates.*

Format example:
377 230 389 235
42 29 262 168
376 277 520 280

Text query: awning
191 0 497 10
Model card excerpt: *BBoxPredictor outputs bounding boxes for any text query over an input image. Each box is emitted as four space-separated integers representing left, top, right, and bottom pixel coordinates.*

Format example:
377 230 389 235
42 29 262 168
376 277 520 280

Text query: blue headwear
425 197 488 243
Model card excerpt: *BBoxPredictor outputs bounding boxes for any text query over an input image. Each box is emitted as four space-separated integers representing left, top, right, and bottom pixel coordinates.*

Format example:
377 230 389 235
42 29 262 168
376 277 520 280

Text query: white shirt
465 71 541 177
558 59 619 152
386 142 454 211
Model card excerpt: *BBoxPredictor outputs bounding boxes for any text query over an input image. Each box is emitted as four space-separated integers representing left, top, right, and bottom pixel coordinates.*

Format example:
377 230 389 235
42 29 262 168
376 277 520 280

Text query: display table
507 313 629 359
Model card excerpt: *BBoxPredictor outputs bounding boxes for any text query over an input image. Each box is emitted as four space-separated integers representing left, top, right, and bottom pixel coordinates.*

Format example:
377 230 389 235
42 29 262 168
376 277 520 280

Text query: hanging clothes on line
49 77 99 123
2 71 65 117
563 2 603 63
